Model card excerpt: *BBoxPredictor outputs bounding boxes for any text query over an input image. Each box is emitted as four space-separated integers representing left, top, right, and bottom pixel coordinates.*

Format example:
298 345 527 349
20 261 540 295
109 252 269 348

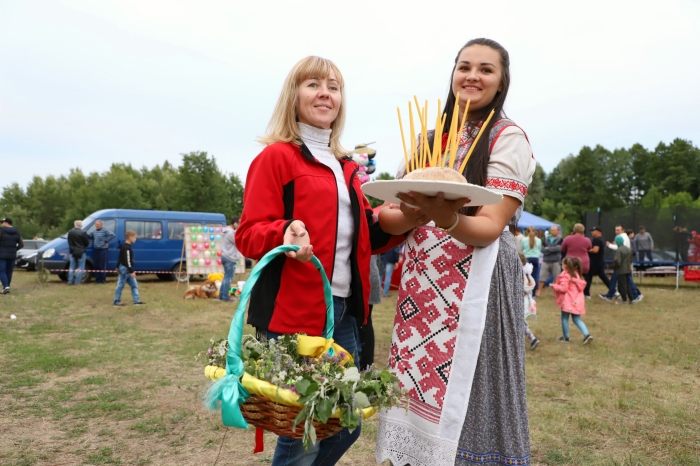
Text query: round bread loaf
403 167 467 183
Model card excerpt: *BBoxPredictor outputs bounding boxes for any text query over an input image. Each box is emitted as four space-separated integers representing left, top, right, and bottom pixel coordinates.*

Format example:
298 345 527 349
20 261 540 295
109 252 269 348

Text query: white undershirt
298 123 353 298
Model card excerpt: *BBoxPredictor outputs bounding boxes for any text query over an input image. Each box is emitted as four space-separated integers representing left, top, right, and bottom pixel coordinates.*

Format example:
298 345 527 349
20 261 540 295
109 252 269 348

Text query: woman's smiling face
296 71 341 130
452 45 503 115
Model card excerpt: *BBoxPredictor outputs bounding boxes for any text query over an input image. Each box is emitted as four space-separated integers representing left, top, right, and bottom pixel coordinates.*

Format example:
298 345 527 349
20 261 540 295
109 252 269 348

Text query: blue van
36 209 226 283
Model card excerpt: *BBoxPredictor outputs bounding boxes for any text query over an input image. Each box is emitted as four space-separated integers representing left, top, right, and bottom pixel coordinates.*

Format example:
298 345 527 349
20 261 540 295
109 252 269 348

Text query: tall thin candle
397 107 410 173
408 101 416 173
431 99 442 167
458 109 495 173
451 99 470 169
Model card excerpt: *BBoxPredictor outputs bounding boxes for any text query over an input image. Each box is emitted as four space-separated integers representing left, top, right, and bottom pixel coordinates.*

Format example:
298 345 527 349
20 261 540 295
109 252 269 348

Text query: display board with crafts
182 224 225 280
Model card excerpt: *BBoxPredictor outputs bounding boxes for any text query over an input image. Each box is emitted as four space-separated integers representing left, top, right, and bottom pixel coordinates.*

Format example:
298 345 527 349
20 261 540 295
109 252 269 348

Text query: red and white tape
42 269 185 274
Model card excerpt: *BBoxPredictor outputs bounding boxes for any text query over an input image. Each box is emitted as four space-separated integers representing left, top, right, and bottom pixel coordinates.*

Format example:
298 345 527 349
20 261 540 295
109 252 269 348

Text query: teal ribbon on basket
205 245 335 428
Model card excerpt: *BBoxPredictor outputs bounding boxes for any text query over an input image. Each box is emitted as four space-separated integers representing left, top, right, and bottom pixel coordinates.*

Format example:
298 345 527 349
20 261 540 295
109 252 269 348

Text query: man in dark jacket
537 225 563 297
67 220 90 285
0 217 23 294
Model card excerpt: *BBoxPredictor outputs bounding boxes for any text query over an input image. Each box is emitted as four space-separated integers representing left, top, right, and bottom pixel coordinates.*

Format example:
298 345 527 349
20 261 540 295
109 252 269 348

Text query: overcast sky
2 0 699 189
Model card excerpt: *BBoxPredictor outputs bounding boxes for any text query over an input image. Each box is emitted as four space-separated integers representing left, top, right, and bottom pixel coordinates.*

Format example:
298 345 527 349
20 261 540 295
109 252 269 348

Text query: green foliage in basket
202 333 406 449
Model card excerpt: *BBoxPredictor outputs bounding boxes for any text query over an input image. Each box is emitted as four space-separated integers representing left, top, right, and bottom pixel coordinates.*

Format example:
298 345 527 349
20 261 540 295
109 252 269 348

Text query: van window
167 222 186 240
85 219 116 235
125 221 163 240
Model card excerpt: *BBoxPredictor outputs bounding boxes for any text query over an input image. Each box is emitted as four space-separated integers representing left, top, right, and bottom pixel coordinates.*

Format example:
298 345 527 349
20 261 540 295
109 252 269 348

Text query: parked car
15 239 49 271
636 249 679 276
36 209 226 283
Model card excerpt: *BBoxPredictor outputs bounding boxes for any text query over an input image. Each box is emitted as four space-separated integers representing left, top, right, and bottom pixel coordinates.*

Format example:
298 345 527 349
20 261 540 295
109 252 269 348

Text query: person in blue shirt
88 219 116 284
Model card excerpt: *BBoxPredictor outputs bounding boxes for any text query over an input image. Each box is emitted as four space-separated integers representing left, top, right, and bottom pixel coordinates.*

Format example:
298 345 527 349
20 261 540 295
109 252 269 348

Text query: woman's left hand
388 202 431 227
396 191 469 228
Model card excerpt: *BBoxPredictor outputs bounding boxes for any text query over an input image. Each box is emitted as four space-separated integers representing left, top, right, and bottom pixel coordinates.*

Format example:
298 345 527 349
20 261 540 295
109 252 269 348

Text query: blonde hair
258 56 348 158
125 230 136 239
573 223 585 234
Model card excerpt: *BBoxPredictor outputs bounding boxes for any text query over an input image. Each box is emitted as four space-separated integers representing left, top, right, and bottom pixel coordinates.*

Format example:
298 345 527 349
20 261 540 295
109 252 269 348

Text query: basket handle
225 245 334 376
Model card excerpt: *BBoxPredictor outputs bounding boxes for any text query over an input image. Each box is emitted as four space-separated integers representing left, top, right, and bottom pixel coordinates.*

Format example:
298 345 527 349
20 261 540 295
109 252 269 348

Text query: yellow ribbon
205 365 227 381
296 335 354 366
204 367 375 419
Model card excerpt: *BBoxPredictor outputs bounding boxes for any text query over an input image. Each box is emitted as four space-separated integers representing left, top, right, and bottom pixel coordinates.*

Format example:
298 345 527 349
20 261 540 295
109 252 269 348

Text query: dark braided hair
429 38 512 216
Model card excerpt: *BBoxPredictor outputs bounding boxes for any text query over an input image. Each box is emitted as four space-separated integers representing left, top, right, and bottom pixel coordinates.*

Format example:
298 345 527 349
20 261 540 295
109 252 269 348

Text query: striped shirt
89 228 116 249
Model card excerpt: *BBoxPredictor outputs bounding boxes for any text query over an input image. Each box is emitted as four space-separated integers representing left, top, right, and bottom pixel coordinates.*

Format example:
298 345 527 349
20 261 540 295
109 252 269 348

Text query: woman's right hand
283 220 313 262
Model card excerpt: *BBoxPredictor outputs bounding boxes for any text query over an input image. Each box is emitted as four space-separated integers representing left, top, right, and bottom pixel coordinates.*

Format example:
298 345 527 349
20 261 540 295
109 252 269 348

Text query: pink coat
552 270 587 315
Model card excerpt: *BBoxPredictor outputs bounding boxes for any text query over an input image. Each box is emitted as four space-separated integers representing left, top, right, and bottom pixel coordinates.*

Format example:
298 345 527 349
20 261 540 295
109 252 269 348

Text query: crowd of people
516 223 647 304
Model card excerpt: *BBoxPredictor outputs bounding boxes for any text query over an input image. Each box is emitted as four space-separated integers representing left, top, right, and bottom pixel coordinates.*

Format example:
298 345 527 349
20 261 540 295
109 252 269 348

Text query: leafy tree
629 143 653 199
640 186 664 208
538 199 579 236
174 152 236 216
524 163 546 215
661 192 696 208
603 147 634 208
543 155 575 207
648 139 700 199
223 173 245 217
24 175 71 234
139 162 179 211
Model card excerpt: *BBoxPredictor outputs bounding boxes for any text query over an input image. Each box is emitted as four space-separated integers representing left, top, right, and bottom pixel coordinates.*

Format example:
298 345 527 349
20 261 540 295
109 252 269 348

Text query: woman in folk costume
376 38 535 465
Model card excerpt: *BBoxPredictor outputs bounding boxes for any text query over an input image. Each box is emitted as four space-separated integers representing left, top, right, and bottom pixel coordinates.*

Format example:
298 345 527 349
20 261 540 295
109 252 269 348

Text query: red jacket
236 142 403 336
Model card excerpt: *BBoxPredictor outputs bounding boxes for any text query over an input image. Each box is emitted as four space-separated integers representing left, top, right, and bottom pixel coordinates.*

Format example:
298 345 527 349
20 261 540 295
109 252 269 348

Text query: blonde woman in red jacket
235 56 408 466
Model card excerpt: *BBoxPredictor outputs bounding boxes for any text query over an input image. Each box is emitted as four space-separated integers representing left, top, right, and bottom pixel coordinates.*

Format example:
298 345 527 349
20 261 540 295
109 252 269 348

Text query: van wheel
58 272 68 282
171 262 189 283
80 264 93 284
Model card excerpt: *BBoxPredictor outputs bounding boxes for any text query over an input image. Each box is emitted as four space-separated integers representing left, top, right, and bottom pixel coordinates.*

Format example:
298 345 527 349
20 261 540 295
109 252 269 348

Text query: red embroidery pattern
389 226 474 420
486 177 527 198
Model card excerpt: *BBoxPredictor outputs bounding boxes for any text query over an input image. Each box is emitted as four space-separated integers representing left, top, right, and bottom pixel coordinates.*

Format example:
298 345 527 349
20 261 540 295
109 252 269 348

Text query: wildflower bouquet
202 333 405 449
197 337 228 368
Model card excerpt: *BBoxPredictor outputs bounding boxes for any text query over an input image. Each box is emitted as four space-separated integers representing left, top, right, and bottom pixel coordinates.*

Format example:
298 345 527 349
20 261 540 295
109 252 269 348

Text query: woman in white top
236 56 405 466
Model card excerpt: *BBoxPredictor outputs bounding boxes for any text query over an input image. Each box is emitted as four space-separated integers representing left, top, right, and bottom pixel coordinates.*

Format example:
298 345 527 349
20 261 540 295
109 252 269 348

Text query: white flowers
341 366 360 383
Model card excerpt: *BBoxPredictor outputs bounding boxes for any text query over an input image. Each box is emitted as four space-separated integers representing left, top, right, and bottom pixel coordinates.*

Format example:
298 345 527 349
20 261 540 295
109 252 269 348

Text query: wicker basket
207 245 352 440
241 395 342 440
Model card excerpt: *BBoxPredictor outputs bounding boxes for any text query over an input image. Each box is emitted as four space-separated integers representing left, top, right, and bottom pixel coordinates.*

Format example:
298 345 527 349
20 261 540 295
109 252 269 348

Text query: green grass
0 271 698 465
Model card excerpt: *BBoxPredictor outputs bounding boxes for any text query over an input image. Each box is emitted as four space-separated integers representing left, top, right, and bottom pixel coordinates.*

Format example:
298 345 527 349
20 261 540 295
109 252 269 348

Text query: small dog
183 280 218 300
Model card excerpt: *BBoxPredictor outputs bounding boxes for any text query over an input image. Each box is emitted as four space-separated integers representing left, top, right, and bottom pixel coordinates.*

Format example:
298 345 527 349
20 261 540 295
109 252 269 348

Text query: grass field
1 270 699 465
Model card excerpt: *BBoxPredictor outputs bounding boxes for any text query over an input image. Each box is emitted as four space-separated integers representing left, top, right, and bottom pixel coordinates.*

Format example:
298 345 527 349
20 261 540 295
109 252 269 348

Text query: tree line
3 139 699 240
369 138 700 234
0 152 244 239
528 138 700 233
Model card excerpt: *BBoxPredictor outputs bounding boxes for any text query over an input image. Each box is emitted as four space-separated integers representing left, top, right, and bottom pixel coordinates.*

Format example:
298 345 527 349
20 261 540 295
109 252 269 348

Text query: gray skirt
455 232 530 464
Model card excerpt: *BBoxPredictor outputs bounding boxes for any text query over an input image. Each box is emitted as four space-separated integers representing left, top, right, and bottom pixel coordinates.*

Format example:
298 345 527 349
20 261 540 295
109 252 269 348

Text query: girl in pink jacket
552 257 593 345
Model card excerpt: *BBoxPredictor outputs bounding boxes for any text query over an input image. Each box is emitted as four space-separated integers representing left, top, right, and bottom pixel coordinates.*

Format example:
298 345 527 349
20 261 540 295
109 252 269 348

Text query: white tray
361 179 503 207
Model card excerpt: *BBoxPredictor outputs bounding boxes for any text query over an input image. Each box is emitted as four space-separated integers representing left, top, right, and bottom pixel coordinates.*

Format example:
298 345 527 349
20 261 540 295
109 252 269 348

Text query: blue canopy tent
518 211 560 231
